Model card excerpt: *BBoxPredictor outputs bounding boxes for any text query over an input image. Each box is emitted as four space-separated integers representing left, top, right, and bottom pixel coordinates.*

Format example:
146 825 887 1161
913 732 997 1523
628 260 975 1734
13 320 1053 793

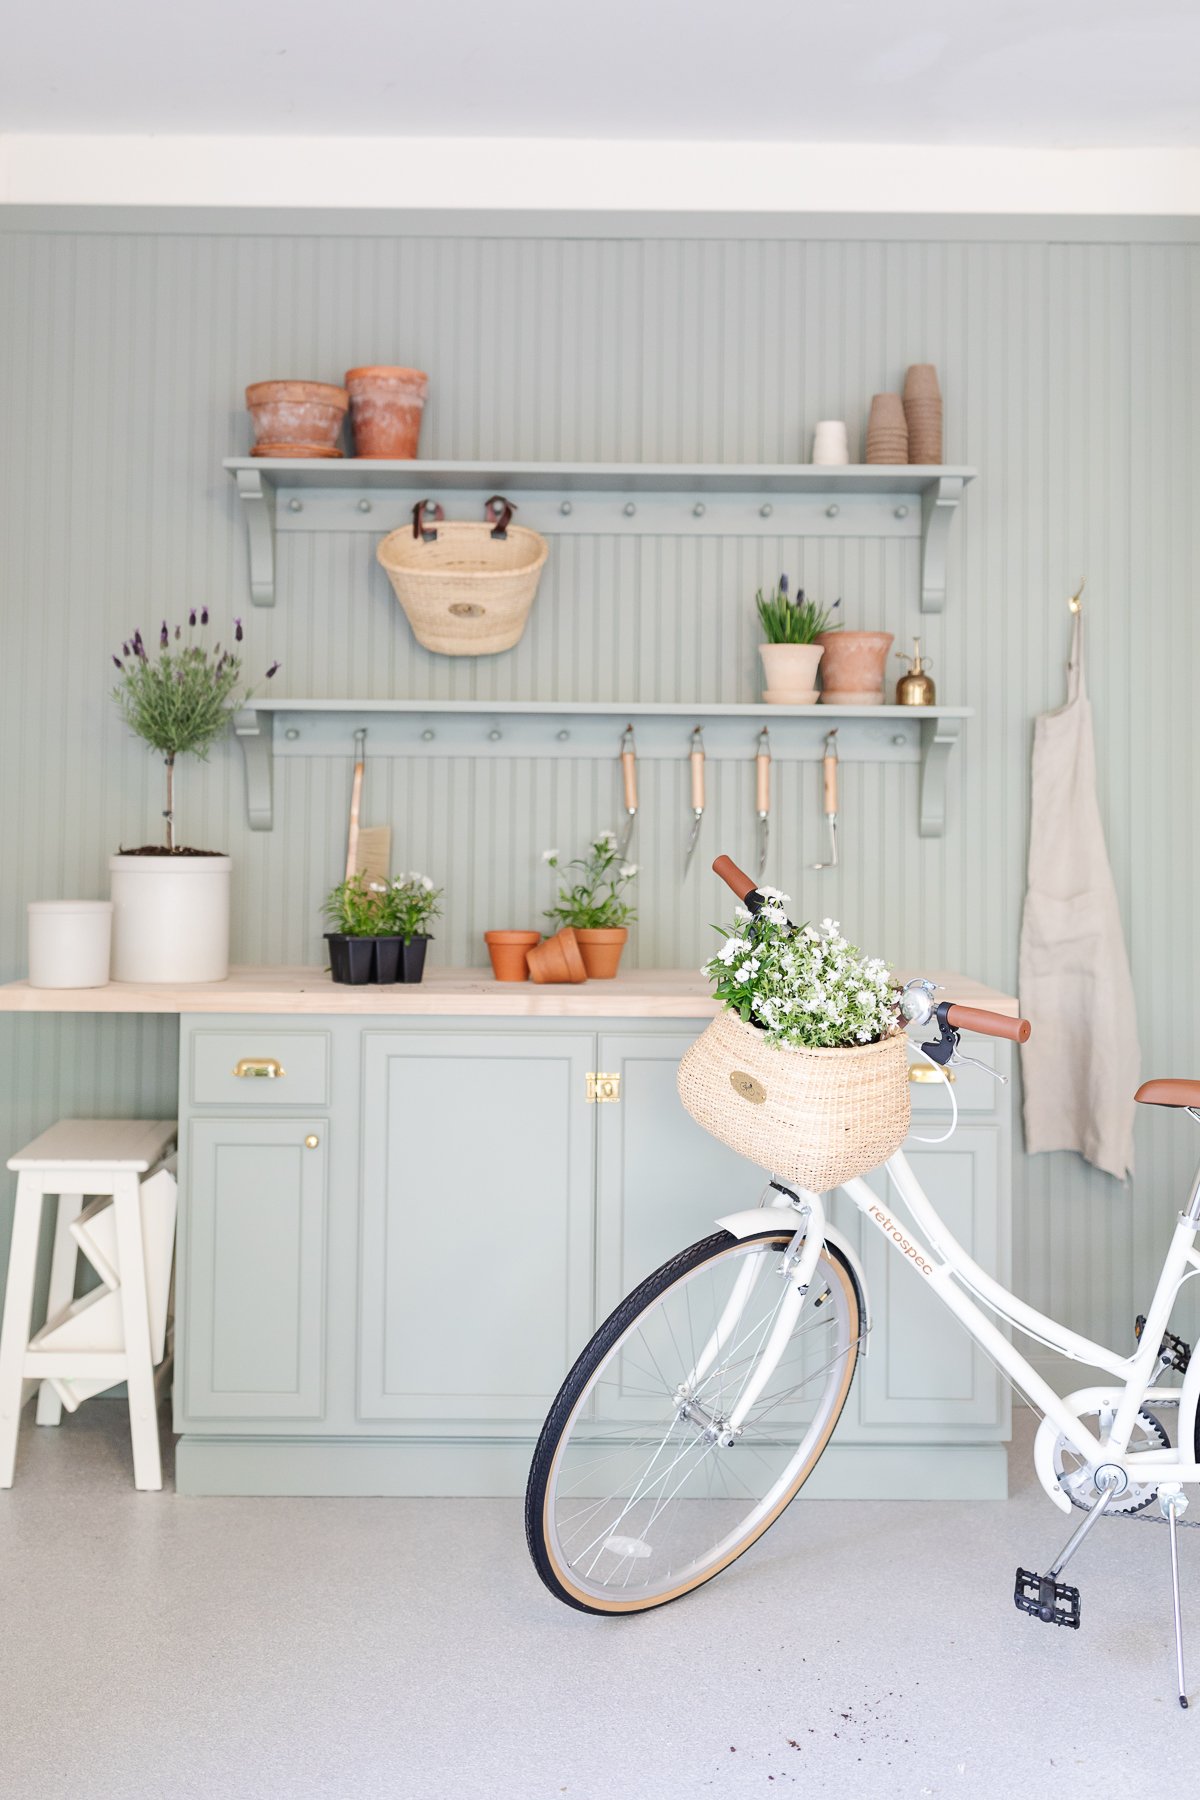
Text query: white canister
109 854 232 984
811 420 851 465
27 901 113 989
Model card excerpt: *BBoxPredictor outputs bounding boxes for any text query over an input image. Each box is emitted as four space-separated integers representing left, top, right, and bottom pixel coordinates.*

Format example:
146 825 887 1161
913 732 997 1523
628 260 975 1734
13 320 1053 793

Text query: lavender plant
111 612 279 850
755 574 841 646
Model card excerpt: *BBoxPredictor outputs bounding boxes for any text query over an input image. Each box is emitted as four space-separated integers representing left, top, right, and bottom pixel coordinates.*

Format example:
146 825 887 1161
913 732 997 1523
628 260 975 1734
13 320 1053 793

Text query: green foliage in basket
542 833 638 930
323 872 442 942
704 897 900 1050
755 574 841 646
111 613 279 850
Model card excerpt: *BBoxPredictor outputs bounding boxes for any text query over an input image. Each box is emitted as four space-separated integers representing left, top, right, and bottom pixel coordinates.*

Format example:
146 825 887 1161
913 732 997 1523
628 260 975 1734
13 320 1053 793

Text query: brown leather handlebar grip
945 1004 1032 1044
712 855 758 903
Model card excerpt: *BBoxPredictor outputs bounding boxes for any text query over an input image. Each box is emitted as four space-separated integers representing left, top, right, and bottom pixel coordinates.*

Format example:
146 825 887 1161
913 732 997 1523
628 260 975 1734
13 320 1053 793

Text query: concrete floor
1 1404 1197 1800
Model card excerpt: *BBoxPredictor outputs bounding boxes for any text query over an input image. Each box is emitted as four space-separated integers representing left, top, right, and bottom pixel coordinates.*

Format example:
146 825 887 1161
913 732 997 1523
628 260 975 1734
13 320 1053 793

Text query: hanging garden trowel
810 729 840 870
617 725 639 858
346 729 392 887
755 727 771 879
684 727 705 876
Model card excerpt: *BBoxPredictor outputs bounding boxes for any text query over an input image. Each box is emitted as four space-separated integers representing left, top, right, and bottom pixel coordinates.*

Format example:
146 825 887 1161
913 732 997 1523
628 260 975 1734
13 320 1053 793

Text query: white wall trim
2 135 1200 215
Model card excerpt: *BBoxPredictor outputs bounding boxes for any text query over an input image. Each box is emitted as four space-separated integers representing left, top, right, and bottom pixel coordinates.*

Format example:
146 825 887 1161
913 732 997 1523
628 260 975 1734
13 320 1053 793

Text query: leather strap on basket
412 499 445 542
484 494 515 539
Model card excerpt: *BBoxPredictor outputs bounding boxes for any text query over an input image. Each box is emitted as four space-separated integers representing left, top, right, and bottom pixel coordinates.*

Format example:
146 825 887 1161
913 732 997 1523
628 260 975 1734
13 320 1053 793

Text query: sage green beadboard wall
1 208 1197 1382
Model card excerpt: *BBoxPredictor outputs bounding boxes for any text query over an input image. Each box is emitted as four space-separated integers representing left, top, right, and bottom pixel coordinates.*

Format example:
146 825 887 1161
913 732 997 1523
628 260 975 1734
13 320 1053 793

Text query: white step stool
0 1119 178 1491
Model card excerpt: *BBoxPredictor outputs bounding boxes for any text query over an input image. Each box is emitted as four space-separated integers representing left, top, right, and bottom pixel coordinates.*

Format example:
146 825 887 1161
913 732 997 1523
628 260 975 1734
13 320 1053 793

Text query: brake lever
949 1048 1009 1086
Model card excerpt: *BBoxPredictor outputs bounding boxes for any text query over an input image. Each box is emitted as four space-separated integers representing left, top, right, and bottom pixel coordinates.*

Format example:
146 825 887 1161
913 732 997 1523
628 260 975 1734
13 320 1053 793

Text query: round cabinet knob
305 1134 320 1149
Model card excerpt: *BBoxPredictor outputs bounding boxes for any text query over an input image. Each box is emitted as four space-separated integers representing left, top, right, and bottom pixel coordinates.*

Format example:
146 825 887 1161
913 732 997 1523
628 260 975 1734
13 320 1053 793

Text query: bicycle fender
714 1209 871 1339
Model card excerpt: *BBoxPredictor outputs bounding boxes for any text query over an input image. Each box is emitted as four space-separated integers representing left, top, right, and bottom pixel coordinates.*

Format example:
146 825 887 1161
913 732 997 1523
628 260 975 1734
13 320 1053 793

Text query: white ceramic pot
27 901 113 989
811 420 851 465
758 642 824 704
109 854 232 984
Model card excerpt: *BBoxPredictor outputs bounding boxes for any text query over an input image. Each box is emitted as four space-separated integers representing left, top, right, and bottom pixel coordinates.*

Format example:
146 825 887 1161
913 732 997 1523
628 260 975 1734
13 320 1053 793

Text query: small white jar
811 420 851 465
27 901 113 989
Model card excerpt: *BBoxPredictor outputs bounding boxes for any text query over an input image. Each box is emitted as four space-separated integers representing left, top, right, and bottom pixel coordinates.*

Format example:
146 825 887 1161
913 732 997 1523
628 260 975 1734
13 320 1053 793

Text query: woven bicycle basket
677 1009 911 1190
377 496 549 656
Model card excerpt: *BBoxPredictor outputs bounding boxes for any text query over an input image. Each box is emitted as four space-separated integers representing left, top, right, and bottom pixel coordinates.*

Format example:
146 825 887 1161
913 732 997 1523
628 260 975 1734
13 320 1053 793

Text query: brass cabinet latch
586 1072 621 1104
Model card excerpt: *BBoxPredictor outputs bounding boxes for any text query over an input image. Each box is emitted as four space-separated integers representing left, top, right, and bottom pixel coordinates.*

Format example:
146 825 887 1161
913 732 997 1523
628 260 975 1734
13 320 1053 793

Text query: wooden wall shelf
232 698 970 838
224 458 974 612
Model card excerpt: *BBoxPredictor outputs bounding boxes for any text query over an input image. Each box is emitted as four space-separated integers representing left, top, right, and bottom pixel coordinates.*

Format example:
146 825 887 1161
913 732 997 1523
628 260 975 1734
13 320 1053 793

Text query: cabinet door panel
855 1130 1005 1433
595 1031 768 1320
359 1032 595 1423
180 1118 327 1422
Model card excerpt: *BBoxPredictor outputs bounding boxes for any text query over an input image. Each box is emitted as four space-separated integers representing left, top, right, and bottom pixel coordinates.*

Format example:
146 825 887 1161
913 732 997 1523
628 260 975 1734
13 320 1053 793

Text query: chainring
1053 1405 1172 1515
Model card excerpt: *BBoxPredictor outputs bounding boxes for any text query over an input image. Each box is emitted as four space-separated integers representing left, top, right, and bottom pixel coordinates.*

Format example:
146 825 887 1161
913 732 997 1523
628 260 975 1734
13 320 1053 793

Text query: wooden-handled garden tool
346 729 392 888
684 727 705 876
810 729 840 870
617 725 639 858
755 727 771 880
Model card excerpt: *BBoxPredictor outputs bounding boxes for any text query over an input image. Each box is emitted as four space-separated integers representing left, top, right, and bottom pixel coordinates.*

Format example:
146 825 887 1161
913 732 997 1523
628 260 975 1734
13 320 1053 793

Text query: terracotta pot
865 393 908 465
527 928 588 984
484 929 541 981
816 630 895 705
574 927 628 979
903 366 943 464
345 366 429 459
758 642 824 705
246 381 348 456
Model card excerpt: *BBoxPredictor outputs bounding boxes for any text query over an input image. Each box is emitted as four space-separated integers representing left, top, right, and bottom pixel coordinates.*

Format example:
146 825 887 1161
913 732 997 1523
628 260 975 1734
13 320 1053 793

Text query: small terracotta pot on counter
345 366 429 459
758 642 824 705
527 928 588 984
246 381 349 456
484 929 541 981
574 928 628 979
816 630 895 705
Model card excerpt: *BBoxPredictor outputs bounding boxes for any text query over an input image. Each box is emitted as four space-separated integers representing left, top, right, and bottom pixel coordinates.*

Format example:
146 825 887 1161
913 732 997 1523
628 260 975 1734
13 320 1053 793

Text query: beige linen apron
1018 612 1139 1179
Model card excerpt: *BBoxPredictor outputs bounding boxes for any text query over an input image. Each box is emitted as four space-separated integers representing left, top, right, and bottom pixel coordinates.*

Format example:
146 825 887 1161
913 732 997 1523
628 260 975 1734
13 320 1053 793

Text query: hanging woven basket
376 496 549 656
677 1009 911 1191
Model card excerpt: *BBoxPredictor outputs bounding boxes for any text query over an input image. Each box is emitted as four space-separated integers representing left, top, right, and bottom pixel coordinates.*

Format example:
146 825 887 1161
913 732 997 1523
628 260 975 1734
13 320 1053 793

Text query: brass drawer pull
233 1057 286 1080
909 1063 955 1085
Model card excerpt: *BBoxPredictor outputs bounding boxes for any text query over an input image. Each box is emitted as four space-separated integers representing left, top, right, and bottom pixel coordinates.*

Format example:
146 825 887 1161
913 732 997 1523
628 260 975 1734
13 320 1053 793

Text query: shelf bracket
918 714 961 838
919 476 964 614
234 707 274 831
235 468 277 607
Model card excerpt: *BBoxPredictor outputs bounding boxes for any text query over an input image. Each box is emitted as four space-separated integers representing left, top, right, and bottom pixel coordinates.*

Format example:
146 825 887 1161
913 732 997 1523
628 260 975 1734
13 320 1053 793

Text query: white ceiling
4 0 1199 145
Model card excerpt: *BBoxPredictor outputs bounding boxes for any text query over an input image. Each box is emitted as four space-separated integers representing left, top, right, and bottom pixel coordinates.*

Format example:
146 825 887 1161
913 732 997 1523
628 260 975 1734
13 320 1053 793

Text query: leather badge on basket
730 1070 766 1104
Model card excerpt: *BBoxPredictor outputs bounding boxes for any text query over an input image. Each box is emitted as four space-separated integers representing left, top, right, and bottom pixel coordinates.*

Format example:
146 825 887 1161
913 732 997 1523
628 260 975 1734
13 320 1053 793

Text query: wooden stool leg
36 1192 84 1427
112 1174 162 1491
0 1176 46 1487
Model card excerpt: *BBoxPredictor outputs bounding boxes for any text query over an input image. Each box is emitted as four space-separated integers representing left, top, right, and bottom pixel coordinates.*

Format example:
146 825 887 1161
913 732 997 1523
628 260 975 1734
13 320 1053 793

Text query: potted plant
815 612 895 705
322 871 441 984
542 835 638 978
756 575 841 703
483 930 542 982
677 900 911 1191
109 615 279 983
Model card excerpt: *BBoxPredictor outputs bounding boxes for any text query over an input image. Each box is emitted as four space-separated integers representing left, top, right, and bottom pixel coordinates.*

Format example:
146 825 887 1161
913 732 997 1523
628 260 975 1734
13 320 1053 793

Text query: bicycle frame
716 1144 1200 1511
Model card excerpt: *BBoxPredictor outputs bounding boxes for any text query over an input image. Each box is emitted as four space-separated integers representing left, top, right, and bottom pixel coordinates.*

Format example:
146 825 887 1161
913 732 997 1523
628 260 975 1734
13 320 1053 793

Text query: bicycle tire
525 1225 863 1615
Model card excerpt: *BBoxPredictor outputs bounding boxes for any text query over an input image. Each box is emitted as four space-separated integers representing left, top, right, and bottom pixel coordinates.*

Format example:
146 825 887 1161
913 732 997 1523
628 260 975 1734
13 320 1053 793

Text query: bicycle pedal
1134 1314 1191 1374
1014 1567 1081 1629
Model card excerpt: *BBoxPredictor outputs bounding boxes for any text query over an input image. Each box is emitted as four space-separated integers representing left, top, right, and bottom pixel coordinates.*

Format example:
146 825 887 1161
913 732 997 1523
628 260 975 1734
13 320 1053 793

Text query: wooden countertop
0 966 1019 1018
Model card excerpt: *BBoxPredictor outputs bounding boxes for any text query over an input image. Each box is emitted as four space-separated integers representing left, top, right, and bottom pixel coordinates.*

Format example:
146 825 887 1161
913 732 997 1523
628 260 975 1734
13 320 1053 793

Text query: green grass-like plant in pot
322 871 442 985
756 575 840 705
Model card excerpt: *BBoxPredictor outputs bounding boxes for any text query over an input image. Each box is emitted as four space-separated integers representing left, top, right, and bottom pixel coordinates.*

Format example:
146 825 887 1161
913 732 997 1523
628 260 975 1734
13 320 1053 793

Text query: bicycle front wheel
525 1226 862 1614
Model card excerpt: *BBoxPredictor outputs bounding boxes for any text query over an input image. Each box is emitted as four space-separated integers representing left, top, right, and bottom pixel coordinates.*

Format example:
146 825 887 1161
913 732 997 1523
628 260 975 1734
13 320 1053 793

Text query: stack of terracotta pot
902 364 943 463
864 393 908 464
484 927 628 983
245 366 429 459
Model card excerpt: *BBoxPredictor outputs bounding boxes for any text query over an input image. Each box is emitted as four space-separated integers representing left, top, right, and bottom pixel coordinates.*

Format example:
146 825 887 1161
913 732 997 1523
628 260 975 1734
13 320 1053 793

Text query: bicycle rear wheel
525 1226 862 1614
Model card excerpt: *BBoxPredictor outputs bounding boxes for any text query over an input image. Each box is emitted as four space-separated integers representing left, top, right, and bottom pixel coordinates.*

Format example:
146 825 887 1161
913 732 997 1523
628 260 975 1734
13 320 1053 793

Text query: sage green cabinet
178 1116 328 1423
358 1030 595 1426
173 1014 1012 1497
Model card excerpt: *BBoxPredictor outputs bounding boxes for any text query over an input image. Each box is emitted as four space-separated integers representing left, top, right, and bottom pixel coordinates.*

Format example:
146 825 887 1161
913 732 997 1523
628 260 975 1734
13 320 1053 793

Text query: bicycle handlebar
945 1004 1031 1044
711 854 1032 1044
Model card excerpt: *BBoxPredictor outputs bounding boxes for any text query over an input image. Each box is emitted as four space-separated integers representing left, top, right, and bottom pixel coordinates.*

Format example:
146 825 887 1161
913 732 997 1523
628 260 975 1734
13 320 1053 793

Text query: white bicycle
526 855 1200 1708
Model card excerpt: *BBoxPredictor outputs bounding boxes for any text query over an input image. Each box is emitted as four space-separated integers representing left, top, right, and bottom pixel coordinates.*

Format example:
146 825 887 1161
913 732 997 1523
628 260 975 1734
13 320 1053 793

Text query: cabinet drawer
190 1030 331 1107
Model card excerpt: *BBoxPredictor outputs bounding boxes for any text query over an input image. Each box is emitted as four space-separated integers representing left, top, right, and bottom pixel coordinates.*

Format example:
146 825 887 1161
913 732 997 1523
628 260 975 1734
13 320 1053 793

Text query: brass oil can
895 638 936 706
